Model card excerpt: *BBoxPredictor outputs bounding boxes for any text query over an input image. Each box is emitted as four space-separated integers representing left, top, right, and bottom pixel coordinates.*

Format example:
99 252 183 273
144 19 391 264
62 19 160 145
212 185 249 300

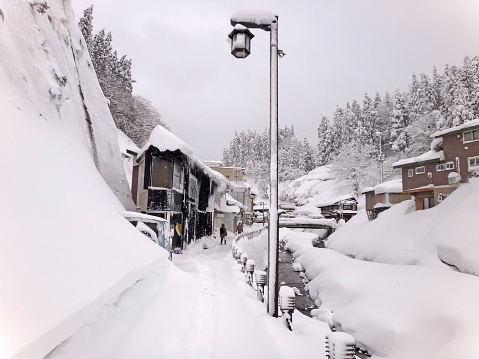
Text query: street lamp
375 131 384 183
228 25 254 58
229 9 281 317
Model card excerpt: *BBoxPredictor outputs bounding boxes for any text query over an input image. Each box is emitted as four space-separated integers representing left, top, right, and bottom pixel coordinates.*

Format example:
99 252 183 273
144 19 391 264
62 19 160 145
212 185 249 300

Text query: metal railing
234 226 268 244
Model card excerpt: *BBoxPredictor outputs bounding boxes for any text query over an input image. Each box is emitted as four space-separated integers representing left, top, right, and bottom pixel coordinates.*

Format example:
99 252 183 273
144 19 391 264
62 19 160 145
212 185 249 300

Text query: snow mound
326 179 479 274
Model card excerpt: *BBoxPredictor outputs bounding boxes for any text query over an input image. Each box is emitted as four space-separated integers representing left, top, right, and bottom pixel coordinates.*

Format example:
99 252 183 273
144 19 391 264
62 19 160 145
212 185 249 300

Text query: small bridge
279 219 337 236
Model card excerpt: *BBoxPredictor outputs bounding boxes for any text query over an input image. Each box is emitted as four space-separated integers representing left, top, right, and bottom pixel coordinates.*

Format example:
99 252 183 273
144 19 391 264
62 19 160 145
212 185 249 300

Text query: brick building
393 119 479 210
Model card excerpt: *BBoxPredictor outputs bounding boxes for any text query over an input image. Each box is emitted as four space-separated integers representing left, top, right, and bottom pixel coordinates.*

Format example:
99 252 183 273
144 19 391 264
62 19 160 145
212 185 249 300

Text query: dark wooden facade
136 147 219 248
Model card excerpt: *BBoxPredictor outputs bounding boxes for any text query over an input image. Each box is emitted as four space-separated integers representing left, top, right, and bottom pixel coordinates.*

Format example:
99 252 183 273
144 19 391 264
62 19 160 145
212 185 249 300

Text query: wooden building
133 126 226 249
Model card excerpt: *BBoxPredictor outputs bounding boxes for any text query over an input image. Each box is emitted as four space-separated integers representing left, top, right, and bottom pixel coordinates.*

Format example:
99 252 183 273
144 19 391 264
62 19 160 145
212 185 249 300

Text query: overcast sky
71 0 479 161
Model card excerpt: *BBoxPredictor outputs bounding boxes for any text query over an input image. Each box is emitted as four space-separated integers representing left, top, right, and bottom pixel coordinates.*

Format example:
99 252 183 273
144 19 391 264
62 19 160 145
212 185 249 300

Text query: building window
415 166 425 174
436 164 445 171
463 129 479 143
445 162 454 170
151 158 172 188
468 156 479 171
172 160 183 191
408 169 413 177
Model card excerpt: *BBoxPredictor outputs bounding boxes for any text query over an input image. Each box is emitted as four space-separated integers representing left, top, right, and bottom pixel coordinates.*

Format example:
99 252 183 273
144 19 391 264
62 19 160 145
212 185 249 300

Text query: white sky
71 0 479 161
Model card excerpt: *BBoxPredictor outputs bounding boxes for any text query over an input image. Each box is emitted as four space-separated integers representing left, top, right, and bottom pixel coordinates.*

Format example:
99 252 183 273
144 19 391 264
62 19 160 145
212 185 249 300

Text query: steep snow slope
0 1 166 358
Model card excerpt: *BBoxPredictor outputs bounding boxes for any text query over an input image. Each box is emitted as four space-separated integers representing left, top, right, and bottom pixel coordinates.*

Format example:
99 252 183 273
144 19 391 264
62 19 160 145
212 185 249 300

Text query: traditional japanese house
393 119 479 210
316 194 358 221
134 126 227 249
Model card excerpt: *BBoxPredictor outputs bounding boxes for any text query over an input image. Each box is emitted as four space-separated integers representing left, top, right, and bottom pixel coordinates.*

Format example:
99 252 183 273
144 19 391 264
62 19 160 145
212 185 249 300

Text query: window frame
468 156 479 171
150 157 173 189
436 164 445 172
415 166 425 175
408 169 414 177
445 161 454 170
463 129 479 143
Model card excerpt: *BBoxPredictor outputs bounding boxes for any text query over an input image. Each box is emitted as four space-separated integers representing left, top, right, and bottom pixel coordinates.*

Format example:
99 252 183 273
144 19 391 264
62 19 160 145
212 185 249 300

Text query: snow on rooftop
231 9 277 26
225 193 246 210
140 125 228 189
282 165 355 208
392 149 444 168
431 118 479 138
374 178 403 194
117 129 140 155
139 125 193 158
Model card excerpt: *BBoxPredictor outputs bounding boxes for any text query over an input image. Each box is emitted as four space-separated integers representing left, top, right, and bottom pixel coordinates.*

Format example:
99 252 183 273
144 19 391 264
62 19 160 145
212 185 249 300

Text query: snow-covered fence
234 226 268 244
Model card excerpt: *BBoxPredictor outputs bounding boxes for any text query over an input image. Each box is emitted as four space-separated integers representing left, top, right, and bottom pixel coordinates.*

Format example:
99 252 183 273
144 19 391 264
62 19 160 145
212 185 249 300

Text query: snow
0 2 165 358
298 248 479 359
117 130 139 188
373 178 402 194
431 118 479 138
226 193 247 210
392 149 444 168
117 129 140 155
45 234 331 359
139 124 194 158
239 177 479 357
140 125 230 190
281 165 355 207
231 9 277 27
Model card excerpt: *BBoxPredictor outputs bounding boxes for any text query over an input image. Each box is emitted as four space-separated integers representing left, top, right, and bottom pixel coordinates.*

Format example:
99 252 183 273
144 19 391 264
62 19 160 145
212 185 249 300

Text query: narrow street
47 232 327 359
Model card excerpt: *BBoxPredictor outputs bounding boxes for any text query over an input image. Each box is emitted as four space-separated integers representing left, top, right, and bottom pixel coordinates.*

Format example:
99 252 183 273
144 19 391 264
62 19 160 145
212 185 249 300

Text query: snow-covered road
47 234 328 359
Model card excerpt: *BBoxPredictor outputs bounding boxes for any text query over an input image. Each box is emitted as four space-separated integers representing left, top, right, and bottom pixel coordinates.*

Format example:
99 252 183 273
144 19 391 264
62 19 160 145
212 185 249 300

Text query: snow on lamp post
229 9 281 317
228 25 255 58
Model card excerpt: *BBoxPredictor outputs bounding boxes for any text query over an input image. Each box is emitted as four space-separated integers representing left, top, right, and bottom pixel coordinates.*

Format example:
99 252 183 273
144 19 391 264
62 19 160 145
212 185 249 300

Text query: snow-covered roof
231 9 277 27
121 211 167 223
431 118 479 138
374 179 403 195
225 193 246 210
315 193 356 207
117 129 140 155
229 180 250 190
139 125 193 158
392 149 444 168
361 187 375 194
139 125 229 189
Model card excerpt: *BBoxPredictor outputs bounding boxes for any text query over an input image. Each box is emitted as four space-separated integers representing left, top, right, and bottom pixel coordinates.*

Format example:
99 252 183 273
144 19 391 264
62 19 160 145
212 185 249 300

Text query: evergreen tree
390 88 410 153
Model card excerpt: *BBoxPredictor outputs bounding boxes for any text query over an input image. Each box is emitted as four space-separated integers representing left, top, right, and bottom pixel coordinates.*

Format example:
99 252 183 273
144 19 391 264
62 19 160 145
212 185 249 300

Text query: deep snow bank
0 1 166 358
297 249 479 359
326 179 479 274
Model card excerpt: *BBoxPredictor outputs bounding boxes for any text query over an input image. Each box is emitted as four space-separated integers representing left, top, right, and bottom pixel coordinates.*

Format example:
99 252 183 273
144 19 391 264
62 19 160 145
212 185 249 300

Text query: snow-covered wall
0 1 166 358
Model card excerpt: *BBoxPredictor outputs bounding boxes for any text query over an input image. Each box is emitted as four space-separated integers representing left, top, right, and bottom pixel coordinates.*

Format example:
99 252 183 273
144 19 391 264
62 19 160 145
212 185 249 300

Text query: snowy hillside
280 165 355 207
0 1 167 358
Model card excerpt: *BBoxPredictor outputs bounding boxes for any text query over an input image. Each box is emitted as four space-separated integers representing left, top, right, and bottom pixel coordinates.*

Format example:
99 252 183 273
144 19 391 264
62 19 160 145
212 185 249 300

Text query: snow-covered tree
390 88 410 153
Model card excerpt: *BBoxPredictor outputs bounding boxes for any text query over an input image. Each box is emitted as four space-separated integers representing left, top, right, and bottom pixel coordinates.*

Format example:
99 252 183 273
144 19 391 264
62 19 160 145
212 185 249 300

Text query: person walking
236 221 243 234
220 223 227 245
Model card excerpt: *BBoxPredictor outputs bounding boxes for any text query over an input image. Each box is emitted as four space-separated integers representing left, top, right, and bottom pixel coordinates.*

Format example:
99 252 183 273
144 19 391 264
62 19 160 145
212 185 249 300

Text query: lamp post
228 9 281 317
375 131 384 183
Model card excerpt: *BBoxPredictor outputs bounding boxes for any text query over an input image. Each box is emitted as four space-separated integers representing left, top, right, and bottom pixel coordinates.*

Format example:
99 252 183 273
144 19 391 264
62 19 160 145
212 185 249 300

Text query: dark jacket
220 225 227 237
